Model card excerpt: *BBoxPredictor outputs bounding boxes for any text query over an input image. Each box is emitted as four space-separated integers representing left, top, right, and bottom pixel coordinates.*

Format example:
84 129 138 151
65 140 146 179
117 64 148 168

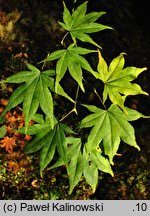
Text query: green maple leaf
21 118 82 192
21 119 72 172
95 50 148 111
0 63 74 131
0 63 55 131
59 1 112 47
80 104 149 164
44 44 96 92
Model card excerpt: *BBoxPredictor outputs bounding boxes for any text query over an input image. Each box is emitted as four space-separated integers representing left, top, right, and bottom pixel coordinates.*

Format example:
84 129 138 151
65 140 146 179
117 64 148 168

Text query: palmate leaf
80 104 149 164
22 119 82 192
59 2 112 47
44 44 96 92
96 50 148 111
23 122 62 176
17 110 83 192
23 121 67 170
0 63 55 131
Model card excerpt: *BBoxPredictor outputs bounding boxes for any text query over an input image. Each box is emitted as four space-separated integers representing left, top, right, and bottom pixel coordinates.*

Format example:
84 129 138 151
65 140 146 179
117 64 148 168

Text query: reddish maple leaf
5 111 17 123
6 125 14 134
0 136 16 153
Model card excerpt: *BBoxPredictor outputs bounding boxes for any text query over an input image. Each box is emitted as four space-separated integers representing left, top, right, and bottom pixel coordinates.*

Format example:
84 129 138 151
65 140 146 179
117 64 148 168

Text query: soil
0 0 150 199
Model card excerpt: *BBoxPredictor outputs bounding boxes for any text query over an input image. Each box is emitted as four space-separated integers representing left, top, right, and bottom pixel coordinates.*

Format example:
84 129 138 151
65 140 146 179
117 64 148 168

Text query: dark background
0 0 150 199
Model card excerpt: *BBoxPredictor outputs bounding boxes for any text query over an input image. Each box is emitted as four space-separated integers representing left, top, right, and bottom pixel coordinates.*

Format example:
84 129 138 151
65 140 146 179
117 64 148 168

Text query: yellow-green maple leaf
96 50 148 111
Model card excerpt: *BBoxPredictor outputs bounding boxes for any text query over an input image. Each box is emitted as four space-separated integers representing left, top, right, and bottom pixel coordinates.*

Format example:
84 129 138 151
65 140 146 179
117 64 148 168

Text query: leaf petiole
61 32 69 46
94 88 106 109
41 57 47 71
59 108 76 122
59 85 79 122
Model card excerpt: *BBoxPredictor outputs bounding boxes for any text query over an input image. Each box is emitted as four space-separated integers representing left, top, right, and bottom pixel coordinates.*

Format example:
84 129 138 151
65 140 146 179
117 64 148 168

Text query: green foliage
96 50 148 111
43 45 96 92
59 1 112 47
80 104 149 165
0 1 149 194
0 64 55 132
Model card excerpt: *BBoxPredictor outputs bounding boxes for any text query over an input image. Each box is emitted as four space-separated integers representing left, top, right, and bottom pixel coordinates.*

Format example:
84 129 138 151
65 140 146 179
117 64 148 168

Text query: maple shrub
0 1 149 194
